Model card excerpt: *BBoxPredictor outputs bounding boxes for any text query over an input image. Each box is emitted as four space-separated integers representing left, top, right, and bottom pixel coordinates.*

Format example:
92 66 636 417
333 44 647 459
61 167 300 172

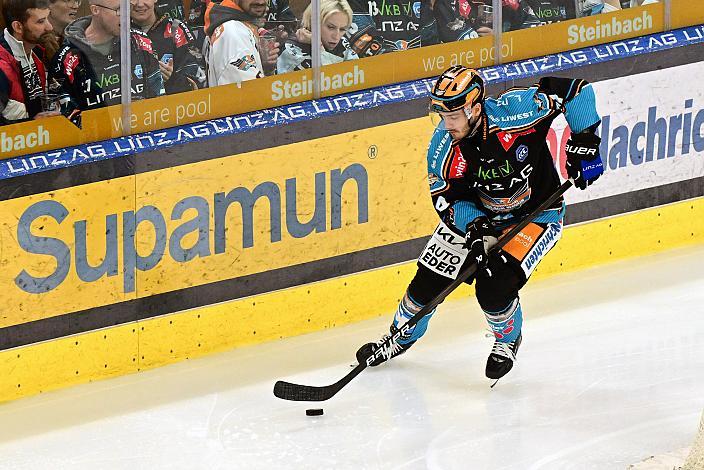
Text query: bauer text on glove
565 132 604 190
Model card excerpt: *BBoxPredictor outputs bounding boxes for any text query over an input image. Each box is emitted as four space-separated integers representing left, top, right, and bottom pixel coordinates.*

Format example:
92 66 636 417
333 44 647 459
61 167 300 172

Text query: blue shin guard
483 298 523 343
393 292 437 345
357 292 436 367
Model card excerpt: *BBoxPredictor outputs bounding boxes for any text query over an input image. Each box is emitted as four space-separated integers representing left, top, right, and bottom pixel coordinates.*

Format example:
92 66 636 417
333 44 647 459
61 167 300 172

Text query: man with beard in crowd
39 0 80 64
0 0 61 124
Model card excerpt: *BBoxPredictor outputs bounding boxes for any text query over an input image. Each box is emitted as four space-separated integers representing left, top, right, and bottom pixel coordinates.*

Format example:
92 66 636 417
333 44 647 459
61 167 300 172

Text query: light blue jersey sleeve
484 78 601 134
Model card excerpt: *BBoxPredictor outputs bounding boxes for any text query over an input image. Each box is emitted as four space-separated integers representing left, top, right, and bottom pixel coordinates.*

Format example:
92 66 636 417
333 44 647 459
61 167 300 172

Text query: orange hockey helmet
429 65 485 114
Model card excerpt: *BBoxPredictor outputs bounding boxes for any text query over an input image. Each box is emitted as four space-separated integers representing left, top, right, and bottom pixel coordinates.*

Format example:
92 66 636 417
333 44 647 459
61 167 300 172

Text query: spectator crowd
0 0 659 125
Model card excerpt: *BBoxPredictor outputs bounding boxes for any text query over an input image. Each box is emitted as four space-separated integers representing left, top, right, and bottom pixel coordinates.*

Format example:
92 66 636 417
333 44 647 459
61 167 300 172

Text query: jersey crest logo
516 144 529 162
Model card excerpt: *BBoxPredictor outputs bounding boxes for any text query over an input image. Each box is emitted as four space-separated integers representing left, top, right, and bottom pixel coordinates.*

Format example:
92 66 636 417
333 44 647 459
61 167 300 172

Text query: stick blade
273 380 332 402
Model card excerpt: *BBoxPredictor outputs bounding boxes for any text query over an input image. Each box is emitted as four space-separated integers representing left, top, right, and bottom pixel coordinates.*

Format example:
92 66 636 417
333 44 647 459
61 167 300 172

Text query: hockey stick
273 180 573 402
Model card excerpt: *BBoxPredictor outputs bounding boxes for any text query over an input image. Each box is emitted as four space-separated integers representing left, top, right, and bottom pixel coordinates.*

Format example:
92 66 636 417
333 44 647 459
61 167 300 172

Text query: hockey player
357 65 604 381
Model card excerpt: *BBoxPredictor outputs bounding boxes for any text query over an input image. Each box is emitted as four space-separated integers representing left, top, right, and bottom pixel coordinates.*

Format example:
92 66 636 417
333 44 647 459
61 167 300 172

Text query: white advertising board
548 60 704 205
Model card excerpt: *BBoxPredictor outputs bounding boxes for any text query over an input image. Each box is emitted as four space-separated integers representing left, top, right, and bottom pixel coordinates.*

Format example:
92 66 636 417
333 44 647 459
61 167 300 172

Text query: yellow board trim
671 0 704 29
1 197 703 403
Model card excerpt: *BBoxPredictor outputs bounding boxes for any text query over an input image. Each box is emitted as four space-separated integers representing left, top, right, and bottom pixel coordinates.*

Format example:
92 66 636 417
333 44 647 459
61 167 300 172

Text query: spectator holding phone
491 0 542 33
131 0 206 93
427 0 482 43
345 0 438 56
277 0 357 73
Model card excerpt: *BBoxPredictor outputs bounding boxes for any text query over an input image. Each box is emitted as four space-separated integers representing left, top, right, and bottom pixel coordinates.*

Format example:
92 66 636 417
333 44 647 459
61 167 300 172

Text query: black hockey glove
565 132 604 190
465 217 498 273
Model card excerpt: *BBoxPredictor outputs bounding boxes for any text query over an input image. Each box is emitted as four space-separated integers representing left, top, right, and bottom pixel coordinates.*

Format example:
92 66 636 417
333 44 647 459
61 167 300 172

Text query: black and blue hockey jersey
427 76 600 234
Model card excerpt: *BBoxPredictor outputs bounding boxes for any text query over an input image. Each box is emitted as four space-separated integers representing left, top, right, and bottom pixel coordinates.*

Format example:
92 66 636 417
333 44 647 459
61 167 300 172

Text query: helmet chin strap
465 107 483 138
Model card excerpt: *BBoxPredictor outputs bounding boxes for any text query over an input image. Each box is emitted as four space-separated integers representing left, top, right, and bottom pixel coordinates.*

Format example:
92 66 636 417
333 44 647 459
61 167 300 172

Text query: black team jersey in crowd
522 0 576 25
155 0 186 21
50 17 165 120
345 0 438 55
141 15 206 94
427 77 601 231
344 0 475 55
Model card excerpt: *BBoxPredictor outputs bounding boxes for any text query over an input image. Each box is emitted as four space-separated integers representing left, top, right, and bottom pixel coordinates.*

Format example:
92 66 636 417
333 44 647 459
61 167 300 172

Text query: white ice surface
1 245 704 470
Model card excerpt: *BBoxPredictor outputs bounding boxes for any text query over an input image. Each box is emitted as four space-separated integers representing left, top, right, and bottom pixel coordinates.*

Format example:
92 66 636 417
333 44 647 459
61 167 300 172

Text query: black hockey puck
306 408 324 416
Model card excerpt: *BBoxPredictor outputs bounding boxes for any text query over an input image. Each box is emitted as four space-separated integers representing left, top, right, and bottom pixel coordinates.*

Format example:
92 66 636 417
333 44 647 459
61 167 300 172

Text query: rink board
2 196 703 403
4 57 704 329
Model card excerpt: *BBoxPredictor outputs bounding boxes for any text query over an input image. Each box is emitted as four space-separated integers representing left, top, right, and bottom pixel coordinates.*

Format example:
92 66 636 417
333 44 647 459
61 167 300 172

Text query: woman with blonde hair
277 0 358 73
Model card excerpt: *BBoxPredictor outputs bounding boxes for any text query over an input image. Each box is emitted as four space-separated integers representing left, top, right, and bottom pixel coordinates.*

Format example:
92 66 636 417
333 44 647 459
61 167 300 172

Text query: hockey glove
465 217 498 273
565 132 604 190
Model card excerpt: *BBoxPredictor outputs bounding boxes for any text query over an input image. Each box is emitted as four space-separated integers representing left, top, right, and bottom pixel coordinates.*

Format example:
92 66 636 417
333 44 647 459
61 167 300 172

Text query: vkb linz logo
516 144 529 162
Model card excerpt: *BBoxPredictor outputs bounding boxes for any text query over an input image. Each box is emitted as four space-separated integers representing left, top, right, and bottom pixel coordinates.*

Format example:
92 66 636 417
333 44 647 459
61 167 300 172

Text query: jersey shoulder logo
231 54 257 71
212 25 225 43
63 50 80 83
133 33 154 54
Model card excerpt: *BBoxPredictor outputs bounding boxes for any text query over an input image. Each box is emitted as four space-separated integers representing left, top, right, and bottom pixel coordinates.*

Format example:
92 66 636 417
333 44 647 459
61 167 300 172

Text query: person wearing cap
357 66 604 382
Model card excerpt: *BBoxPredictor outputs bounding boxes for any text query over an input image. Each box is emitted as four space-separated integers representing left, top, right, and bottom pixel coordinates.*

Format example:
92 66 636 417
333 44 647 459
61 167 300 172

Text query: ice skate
486 333 522 380
356 326 416 367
